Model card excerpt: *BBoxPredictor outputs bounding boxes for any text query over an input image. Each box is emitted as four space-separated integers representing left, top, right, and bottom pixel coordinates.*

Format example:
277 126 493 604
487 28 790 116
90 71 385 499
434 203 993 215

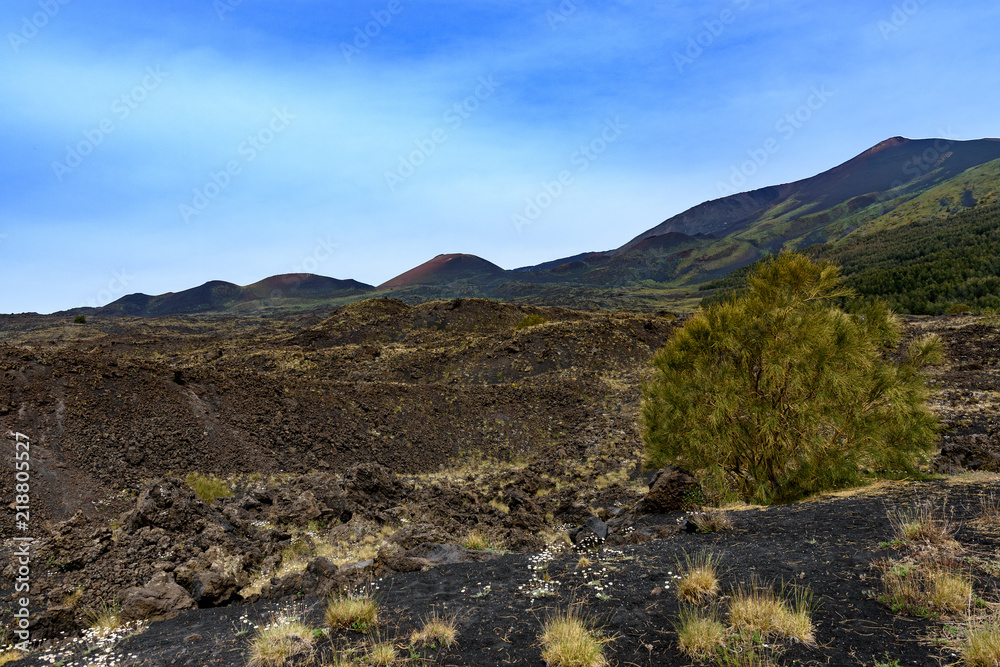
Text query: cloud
1 0 998 313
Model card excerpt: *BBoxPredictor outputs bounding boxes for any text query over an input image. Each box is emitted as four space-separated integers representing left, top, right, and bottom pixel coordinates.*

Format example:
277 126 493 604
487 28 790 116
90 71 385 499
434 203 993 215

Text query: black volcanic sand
14 477 1000 666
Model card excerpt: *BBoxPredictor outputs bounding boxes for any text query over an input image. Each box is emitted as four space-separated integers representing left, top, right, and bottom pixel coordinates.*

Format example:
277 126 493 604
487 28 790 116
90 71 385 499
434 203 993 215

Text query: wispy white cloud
1 0 998 312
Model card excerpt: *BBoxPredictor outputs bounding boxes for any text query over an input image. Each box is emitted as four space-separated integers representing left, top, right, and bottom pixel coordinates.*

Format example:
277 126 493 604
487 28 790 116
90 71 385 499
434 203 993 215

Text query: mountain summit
64 136 1000 316
621 137 1000 250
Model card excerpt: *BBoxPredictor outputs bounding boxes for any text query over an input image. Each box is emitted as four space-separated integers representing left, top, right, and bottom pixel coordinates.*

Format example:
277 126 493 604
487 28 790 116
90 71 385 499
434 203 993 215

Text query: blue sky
2 0 998 313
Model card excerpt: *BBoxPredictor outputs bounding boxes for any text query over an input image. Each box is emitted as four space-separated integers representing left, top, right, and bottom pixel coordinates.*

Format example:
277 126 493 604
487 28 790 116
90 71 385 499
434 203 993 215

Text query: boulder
384 524 453 551
300 557 342 598
258 572 302 602
378 541 501 575
124 478 207 533
259 557 346 601
122 572 197 622
31 605 80 641
191 567 240 607
407 542 501 565
570 516 608 549
637 467 701 514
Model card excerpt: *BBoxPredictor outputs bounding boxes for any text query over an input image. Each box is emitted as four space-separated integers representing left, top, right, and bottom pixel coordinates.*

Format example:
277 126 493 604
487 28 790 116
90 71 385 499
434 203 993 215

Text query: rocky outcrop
122 572 197 622
636 467 702 514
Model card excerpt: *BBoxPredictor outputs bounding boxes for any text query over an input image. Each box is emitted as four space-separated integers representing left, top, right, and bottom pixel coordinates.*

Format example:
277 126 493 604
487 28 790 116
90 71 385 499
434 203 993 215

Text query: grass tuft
674 606 727 660
365 641 398 666
888 501 957 548
540 607 609 667
879 560 972 617
689 511 734 533
185 472 234 502
325 592 379 632
410 612 458 648
676 550 722 604
462 528 503 552
247 615 316 667
977 492 1000 527
86 601 122 632
727 580 814 644
961 614 1000 667
0 652 26 666
516 314 548 330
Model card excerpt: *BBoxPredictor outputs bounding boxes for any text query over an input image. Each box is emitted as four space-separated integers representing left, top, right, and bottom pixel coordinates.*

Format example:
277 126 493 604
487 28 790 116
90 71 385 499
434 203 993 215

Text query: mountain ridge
52 136 1000 317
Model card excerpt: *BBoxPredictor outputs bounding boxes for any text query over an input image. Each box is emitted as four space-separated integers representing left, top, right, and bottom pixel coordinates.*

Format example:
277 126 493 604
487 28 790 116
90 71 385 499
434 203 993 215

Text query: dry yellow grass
86 601 122 632
928 569 974 614
880 560 972 617
689 510 734 533
325 593 379 631
540 607 609 667
674 606 727 660
365 641 398 666
247 616 316 667
889 501 959 549
977 492 1000 528
961 614 1000 667
727 582 814 644
462 528 503 552
0 652 26 666
410 613 458 648
676 550 721 604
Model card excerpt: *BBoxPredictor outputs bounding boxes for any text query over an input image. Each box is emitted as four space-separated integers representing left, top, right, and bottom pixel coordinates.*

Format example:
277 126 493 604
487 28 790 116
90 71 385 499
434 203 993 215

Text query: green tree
642 252 941 504
73 314 87 324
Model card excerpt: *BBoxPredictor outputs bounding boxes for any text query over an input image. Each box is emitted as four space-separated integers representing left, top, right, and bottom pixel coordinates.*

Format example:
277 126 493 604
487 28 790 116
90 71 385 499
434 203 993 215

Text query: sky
2 0 998 314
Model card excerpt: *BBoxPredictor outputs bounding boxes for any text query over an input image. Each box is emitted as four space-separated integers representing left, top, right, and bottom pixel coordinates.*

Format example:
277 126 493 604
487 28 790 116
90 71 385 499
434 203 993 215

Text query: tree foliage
643 253 942 504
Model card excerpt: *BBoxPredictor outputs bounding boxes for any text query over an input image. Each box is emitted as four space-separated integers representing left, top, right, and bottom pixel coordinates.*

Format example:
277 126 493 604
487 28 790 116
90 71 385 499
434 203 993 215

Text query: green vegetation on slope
703 202 1000 316
645 253 941 504
826 202 1000 315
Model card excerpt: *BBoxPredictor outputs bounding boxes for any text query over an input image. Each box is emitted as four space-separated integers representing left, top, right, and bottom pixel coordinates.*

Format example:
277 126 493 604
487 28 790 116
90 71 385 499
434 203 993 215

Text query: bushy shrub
184 472 234 502
642 252 941 504
73 314 87 324
516 314 548 329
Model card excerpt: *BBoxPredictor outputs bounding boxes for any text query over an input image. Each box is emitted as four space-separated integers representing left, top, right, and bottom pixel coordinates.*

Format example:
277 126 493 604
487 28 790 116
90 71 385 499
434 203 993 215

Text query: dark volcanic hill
54 136 1000 316
378 253 506 289
88 274 374 316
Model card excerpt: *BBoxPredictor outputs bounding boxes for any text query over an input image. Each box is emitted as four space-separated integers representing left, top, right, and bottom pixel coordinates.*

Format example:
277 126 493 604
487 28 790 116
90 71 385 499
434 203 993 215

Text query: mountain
92 274 374 316
62 136 1000 316
378 253 506 289
623 137 1000 248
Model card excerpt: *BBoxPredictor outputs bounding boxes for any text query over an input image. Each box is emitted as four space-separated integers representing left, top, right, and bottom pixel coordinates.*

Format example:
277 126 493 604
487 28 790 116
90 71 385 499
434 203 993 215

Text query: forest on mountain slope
703 202 1000 315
